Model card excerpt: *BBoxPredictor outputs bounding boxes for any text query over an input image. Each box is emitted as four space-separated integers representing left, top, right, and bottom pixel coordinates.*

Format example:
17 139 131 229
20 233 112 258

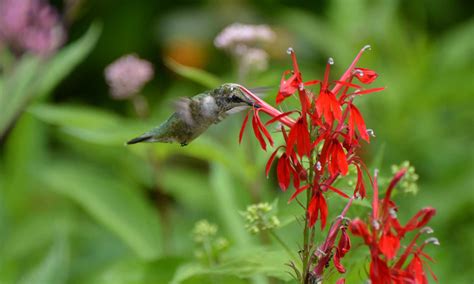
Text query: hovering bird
126 83 258 146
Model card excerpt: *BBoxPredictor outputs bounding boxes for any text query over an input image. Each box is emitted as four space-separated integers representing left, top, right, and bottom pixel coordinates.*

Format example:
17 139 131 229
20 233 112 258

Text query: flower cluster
215 23 275 78
0 0 66 56
237 46 437 283
239 46 383 229
350 169 438 283
192 220 229 265
214 23 275 51
242 202 280 234
104 54 154 100
391 160 419 194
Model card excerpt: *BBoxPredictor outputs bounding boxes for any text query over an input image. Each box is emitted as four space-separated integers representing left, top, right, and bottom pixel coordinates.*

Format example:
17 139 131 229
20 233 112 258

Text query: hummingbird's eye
230 95 243 103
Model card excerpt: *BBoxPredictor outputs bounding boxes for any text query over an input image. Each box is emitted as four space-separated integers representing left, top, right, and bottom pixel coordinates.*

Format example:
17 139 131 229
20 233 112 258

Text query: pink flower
0 0 65 56
104 54 154 100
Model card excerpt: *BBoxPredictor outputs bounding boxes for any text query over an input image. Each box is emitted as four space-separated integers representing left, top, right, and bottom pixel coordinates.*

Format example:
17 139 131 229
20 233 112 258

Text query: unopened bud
389 208 397 218
363 45 371 51
328 57 334 65
287 47 294 55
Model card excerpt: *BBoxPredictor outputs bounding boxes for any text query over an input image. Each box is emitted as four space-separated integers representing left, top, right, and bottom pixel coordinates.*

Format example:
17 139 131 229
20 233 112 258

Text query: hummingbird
126 83 258 146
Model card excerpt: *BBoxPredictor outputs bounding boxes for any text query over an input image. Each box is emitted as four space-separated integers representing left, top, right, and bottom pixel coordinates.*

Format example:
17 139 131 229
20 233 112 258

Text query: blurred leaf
165 58 221 89
171 248 292 283
85 257 184 284
36 22 102 100
28 103 144 145
210 163 250 246
0 23 101 137
37 160 162 260
0 55 41 137
1 211 69 260
157 166 213 211
148 136 252 183
18 236 69 284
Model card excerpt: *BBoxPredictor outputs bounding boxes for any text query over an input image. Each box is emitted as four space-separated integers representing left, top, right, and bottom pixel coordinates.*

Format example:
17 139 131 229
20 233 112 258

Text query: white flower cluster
104 54 154 100
214 23 275 77
214 23 275 50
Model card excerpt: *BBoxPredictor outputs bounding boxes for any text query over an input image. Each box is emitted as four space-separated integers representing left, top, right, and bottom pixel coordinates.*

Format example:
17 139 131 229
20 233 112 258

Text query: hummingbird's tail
126 134 154 145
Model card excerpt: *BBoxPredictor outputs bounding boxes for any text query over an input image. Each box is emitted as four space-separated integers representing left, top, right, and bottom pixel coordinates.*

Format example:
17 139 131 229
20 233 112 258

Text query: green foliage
165 58 222 89
38 160 162 260
0 23 101 136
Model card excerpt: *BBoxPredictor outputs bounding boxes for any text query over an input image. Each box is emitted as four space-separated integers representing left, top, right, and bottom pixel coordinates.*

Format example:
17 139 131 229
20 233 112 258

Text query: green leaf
0 23 101 137
156 166 213 211
85 257 185 284
165 58 221 89
171 248 292 283
37 160 162 260
0 55 41 136
36 22 102 100
18 236 69 284
210 163 250 246
28 103 144 145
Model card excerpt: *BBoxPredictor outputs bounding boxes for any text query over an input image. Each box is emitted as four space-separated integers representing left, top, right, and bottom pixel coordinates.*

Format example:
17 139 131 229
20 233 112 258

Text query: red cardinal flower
349 169 438 284
234 47 437 283
315 58 342 125
276 48 318 109
286 115 311 157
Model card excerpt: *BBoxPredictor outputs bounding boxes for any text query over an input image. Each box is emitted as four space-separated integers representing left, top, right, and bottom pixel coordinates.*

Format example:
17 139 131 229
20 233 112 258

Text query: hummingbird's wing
173 97 196 126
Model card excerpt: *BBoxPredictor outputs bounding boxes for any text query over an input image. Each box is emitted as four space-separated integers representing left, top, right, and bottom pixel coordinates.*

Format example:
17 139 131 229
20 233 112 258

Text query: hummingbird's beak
244 100 260 108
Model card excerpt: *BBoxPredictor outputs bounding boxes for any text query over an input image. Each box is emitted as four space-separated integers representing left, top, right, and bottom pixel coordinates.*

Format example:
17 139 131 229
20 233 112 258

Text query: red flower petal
332 80 361 89
349 105 369 142
337 228 351 257
336 278 345 284
349 219 372 244
407 254 429 284
239 111 250 143
265 148 280 177
355 165 366 198
354 87 385 96
370 256 392 284
333 249 346 273
252 113 267 150
265 110 298 126
334 141 349 176
402 207 436 234
277 154 291 191
319 192 328 229
325 185 350 198
288 184 310 202
379 230 400 260
255 113 274 147
354 67 378 84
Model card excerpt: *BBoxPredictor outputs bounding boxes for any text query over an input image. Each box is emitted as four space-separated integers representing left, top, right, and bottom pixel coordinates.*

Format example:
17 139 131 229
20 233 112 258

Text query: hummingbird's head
215 83 258 113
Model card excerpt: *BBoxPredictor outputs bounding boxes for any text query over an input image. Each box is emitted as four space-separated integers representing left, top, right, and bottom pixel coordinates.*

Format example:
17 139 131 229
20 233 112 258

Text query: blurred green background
0 0 473 283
